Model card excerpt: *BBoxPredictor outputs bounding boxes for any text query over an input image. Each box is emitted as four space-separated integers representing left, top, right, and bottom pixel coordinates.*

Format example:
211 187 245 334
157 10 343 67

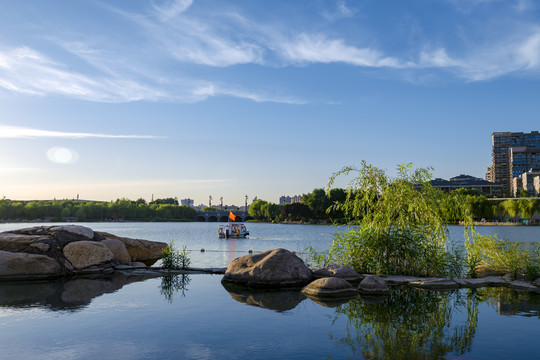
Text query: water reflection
0 273 159 311
221 282 307 312
159 274 191 303
330 286 540 359
331 287 479 359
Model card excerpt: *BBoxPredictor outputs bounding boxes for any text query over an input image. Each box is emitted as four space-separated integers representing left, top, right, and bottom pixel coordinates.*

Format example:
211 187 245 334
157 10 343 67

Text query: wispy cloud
321 0 356 21
279 33 403 67
152 0 193 21
0 125 164 139
0 46 168 102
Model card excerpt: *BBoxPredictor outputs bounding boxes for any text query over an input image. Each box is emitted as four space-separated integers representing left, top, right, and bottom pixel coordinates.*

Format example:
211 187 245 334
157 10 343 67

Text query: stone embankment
220 248 540 307
0 225 167 281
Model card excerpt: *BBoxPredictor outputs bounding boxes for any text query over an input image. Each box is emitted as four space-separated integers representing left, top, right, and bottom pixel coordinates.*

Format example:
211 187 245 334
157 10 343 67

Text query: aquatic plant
161 241 191 269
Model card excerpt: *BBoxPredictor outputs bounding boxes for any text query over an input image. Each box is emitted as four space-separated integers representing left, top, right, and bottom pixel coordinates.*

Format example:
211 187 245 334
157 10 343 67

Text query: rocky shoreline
2 225 540 296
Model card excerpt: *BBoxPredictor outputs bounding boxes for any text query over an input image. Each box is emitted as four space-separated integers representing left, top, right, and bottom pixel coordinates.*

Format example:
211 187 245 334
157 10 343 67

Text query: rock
222 248 312 288
358 275 390 295
50 225 94 240
302 277 358 299
63 241 115 270
0 250 61 279
96 232 167 266
454 276 508 288
509 280 538 291
534 278 540 287
383 275 424 285
130 262 148 267
0 233 51 251
101 239 131 265
409 279 459 289
312 264 364 282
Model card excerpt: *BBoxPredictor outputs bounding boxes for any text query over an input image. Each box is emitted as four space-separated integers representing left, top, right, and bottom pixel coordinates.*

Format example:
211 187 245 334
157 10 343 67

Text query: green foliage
0 199 196 222
161 241 180 269
161 242 191 270
310 161 470 277
248 200 268 218
150 197 179 205
302 188 331 218
465 233 540 280
280 202 313 221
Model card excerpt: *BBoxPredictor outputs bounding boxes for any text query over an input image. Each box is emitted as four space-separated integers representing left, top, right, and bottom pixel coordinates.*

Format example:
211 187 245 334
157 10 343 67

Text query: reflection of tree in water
159 274 191 303
331 287 480 359
477 287 540 318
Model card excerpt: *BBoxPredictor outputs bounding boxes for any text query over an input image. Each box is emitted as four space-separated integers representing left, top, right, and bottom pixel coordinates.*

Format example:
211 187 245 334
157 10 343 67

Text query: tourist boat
218 222 249 238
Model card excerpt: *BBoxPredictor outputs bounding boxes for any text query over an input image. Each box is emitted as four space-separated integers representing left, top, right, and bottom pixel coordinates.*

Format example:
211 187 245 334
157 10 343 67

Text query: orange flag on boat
229 211 236 221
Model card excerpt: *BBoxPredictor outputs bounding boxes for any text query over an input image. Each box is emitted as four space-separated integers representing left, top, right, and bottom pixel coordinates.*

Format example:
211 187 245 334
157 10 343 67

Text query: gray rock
96 232 166 266
454 276 508 288
102 238 131 265
358 275 390 295
222 248 312 288
51 225 94 240
0 250 60 278
312 264 364 282
409 279 459 289
0 233 51 251
302 277 358 299
509 280 538 291
63 241 115 270
130 262 148 267
534 278 540 287
383 275 424 285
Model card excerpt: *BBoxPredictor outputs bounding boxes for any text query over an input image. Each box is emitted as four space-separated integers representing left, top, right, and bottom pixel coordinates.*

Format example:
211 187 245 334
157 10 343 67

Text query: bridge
196 211 252 222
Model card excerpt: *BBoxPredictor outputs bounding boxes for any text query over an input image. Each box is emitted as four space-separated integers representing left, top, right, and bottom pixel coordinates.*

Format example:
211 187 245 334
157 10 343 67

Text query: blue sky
0 0 539 205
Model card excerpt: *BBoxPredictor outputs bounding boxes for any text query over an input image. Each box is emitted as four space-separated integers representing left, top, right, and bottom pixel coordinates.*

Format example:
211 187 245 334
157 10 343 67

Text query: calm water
0 222 539 359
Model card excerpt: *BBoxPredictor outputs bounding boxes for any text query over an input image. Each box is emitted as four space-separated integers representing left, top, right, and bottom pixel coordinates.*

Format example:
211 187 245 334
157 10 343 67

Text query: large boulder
302 277 358 299
97 232 167 266
0 233 51 251
63 241 115 270
312 264 364 282
0 250 61 279
222 248 312 288
358 275 390 295
102 239 131 265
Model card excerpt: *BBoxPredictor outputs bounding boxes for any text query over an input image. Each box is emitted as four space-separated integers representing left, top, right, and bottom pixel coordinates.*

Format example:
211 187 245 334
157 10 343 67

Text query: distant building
181 198 194 207
279 195 302 205
512 168 540 196
488 131 540 195
430 174 502 196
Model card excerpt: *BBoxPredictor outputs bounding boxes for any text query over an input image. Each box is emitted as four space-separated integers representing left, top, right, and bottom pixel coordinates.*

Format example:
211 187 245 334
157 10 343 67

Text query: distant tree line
247 187 540 224
0 198 196 222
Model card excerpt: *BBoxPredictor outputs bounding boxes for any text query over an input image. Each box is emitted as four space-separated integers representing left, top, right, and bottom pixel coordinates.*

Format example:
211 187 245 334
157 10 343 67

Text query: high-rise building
489 131 540 195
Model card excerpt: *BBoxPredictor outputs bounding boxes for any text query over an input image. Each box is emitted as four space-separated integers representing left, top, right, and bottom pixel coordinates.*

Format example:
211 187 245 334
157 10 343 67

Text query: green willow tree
309 161 468 277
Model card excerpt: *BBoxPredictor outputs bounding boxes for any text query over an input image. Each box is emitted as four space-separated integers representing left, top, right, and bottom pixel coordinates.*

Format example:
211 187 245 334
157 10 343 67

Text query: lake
0 222 539 359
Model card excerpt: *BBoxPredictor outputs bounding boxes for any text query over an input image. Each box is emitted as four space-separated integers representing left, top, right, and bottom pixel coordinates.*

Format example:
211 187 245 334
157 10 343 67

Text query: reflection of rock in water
222 282 306 312
0 273 159 311
305 294 357 308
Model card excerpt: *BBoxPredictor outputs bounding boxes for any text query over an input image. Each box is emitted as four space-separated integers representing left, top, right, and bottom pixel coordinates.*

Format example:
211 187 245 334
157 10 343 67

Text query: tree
281 202 312 221
303 188 331 218
248 200 268 219
309 161 468 277
150 197 179 206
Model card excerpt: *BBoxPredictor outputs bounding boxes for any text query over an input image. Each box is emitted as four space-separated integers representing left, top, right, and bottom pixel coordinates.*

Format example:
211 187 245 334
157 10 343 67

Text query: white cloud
279 33 402 67
0 125 163 139
0 46 167 102
152 0 193 21
322 0 356 21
